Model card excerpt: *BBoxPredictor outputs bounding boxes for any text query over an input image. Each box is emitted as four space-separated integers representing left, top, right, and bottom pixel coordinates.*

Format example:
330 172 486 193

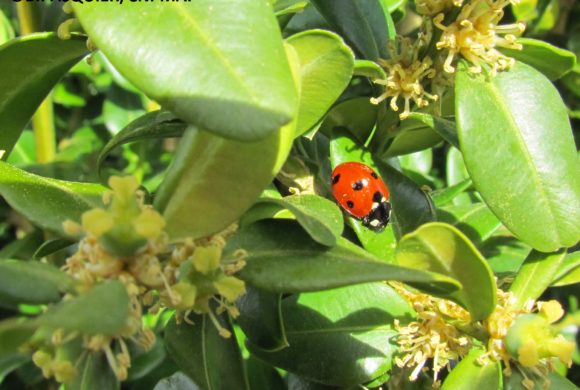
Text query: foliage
0 0 578 389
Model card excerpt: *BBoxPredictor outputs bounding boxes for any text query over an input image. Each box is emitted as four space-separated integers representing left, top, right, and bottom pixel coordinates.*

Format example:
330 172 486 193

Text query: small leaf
164 313 249 390
236 287 288 351
246 356 286 390
98 111 186 178
155 121 294 239
0 161 106 236
0 319 37 354
406 112 459 148
503 371 577 390
482 234 531 278
68 352 120 390
248 283 414 387
437 203 502 246
500 39 576 81
287 30 354 137
396 222 496 320
255 194 344 246
226 220 460 295
431 179 473 207
441 348 502 390
509 249 567 307
456 61 580 252
73 1 296 141
551 251 580 285
38 281 129 335
0 260 73 306
353 59 386 79
382 121 444 157
0 33 87 158
33 238 75 259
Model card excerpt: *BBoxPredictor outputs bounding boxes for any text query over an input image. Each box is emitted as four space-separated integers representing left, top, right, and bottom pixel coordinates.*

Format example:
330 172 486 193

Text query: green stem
17 3 56 163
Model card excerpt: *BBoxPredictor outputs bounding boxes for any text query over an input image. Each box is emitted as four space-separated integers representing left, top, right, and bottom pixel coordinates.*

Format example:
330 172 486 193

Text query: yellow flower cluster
32 176 247 384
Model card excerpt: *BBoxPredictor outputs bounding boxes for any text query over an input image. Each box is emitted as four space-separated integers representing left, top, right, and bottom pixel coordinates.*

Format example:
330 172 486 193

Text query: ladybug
331 162 391 232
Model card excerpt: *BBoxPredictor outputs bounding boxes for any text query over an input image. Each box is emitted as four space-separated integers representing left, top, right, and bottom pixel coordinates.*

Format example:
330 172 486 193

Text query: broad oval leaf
396 222 496 321
509 249 567 308
0 260 73 306
98 111 186 179
500 39 576 81
248 283 414 387
0 161 106 236
38 281 129 336
287 30 354 137
456 61 580 252
73 2 296 141
225 219 460 295
441 348 502 390
154 121 294 239
437 202 502 247
164 313 249 390
0 33 87 158
255 194 344 246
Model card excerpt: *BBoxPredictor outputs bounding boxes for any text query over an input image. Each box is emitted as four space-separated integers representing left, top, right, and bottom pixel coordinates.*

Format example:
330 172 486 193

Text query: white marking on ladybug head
372 202 380 210
369 219 380 227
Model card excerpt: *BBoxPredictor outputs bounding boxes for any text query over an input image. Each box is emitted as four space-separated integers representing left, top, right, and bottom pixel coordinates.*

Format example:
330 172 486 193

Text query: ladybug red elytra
331 162 391 232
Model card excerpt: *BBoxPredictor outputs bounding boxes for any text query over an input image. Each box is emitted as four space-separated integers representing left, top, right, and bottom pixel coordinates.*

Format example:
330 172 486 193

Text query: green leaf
500 39 576 81
246 356 286 390
226 220 460 295
38 281 129 336
441 348 501 390
127 337 167 381
431 178 473 207
437 203 502 246
399 149 432 176
255 194 344 246
97 110 186 179
164 313 249 390
396 222 496 320
353 59 387 80
0 9 15 46
405 112 459 148
504 371 577 390
236 287 288 351
383 121 443 157
0 353 29 383
248 283 414 387
0 318 37 354
33 238 75 259
73 1 296 141
552 251 580 286
311 0 393 60
509 249 567 307
456 61 580 252
287 30 354 137
154 372 199 390
0 33 88 158
320 97 379 146
0 161 106 235
0 260 73 306
329 128 397 260
102 83 146 134
446 147 476 206
154 121 294 239
482 233 531 278
68 352 120 390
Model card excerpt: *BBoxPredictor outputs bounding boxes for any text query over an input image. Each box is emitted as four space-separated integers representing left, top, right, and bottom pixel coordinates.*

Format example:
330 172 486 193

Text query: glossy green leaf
153 372 199 390
446 147 476 206
0 260 73 306
437 203 502 246
482 233 531 277
0 353 29 383
73 1 296 141
456 61 580 252
311 0 393 60
102 83 145 134
33 238 75 259
287 30 354 137
38 281 129 335
274 0 309 17
504 371 577 390
399 149 433 176
68 352 119 390
255 194 344 246
353 59 387 79
500 39 576 81
97 110 186 178
248 283 414 386
551 251 580 287
164 313 249 390
441 348 501 390
0 319 37 354
0 10 14 46
154 120 294 239
320 97 379 146
287 374 340 390
509 249 567 307
0 33 87 158
127 337 167 381
226 220 460 295
431 178 473 207
0 161 105 235
246 356 286 390
396 222 496 320
406 112 459 148
329 128 397 260
383 122 443 157
236 287 288 351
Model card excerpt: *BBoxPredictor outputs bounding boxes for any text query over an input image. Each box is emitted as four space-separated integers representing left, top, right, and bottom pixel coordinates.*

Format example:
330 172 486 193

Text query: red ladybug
331 162 391 231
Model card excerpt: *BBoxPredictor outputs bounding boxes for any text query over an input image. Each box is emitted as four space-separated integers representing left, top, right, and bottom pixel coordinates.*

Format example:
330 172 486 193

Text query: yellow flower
214 275 246 303
133 208 166 239
191 246 222 275
434 0 525 74
81 208 114 238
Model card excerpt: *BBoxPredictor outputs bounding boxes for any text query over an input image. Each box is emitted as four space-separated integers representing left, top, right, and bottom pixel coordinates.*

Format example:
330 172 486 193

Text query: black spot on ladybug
332 174 341 185
371 172 378 179
346 200 354 209
352 180 364 191
373 191 383 203
363 201 391 232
